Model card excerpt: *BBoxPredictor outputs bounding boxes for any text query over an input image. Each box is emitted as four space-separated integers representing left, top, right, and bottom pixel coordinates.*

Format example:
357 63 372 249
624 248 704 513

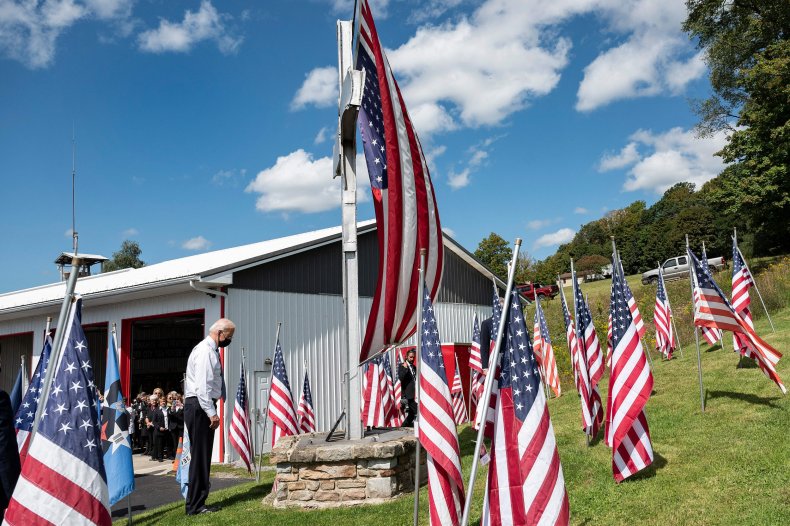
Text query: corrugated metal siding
0 333 32 391
231 229 492 305
225 289 490 456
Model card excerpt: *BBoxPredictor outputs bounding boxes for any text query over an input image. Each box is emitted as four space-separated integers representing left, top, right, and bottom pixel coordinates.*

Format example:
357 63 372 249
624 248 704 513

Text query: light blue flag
175 426 191 498
101 330 135 505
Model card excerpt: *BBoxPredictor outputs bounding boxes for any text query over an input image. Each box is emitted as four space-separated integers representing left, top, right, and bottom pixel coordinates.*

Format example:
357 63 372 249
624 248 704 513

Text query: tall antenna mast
71 124 78 255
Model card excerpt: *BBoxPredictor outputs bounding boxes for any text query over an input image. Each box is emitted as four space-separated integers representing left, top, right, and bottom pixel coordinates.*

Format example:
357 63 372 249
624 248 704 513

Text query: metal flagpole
460 239 522 526
558 275 576 388
571 259 590 448
614 243 652 369
733 230 775 332
412 249 427 526
535 297 550 400
242 347 259 483
686 235 705 413
256 322 282 480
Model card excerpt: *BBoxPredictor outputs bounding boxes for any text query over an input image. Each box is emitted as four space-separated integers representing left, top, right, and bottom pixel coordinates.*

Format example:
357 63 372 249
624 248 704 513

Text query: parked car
515 281 559 301
641 254 727 284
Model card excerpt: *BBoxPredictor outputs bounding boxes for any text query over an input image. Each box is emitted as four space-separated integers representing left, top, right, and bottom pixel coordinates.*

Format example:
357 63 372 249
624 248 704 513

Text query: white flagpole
256 322 282 480
558 276 577 389
460 239 522 526
733 229 775 332
412 249 427 526
686 235 705 413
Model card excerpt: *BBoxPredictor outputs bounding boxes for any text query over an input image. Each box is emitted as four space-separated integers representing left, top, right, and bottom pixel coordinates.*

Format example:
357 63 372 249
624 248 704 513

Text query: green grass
123 309 790 526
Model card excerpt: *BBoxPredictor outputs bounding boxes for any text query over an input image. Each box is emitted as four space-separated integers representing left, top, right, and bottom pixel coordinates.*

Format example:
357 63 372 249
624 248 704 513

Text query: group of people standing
130 388 184 462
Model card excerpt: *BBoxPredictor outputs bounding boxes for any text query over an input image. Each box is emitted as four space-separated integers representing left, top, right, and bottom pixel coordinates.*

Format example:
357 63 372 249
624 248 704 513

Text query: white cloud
122 227 139 237
246 149 369 214
138 1 242 55
314 126 331 145
84 0 131 20
573 207 588 214
291 66 337 110
527 219 558 230
534 228 576 249
600 127 729 194
598 143 640 172
446 168 470 190
329 0 392 18
211 168 247 186
182 236 211 251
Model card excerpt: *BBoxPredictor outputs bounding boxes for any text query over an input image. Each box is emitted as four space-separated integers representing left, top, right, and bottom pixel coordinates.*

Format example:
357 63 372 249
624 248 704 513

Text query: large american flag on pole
572 271 603 439
230 362 254 472
689 249 786 394
451 354 468 425
417 285 465 525
616 255 645 339
607 262 654 482
654 268 675 360
698 247 723 346
297 370 317 434
14 333 52 467
731 240 755 357
483 290 570 525
356 0 443 363
534 296 561 397
382 351 403 427
269 338 298 447
4 297 111 526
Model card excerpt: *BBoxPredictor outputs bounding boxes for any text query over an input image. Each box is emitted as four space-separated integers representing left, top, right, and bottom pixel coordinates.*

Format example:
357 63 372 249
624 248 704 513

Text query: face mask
220 334 232 347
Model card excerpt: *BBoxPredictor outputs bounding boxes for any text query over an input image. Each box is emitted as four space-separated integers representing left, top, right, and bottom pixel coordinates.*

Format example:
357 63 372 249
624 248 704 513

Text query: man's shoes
189 506 221 515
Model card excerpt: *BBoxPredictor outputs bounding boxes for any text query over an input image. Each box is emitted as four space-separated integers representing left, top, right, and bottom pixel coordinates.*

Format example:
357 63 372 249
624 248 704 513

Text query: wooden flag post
686 235 706 413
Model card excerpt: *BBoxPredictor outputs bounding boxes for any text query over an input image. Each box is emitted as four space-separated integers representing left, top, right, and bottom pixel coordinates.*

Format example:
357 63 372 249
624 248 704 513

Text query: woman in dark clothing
168 392 184 460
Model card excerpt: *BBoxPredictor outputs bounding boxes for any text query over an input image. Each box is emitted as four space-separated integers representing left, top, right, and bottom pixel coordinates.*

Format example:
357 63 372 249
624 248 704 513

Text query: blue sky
0 0 728 294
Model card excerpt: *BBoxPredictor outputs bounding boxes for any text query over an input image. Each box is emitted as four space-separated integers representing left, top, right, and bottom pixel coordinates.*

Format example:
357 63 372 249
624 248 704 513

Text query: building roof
0 220 502 315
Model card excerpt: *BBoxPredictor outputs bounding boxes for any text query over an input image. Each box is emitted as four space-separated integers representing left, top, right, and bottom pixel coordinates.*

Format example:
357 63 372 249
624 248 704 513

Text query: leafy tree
102 240 145 272
576 254 610 273
474 233 511 280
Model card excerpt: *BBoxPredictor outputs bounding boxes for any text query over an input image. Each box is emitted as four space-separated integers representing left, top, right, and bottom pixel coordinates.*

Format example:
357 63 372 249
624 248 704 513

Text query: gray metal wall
225 289 491 456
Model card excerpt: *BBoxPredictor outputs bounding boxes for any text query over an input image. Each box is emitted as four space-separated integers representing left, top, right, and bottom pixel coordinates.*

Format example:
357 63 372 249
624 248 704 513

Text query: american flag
382 351 403 427
362 356 388 428
469 315 486 427
297 370 317 434
607 261 654 482
269 338 298 447
605 313 613 368
451 354 468 425
698 247 723 346
474 288 503 430
484 290 570 525
230 362 254 472
616 255 646 339
5 297 111 525
559 284 596 435
572 270 604 439
534 296 561 397
392 351 404 426
654 268 675 360
689 249 786 394
731 240 755 357
14 333 52 466
356 0 444 363
417 286 465 525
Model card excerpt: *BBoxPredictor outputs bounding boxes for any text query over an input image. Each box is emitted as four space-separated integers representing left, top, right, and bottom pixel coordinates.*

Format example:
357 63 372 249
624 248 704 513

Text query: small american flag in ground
451 354 468 425
534 296 561 397
572 271 603 439
689 249 786 394
5 297 111 526
654 268 675 360
356 0 443 364
14 334 52 466
382 351 403 427
484 290 569 525
698 247 723 346
362 356 388 428
474 288 503 430
560 285 595 435
607 261 654 482
230 362 254 472
269 338 298 447
297 370 316 434
731 240 755 357
417 286 465 525
469 315 486 429
616 255 646 339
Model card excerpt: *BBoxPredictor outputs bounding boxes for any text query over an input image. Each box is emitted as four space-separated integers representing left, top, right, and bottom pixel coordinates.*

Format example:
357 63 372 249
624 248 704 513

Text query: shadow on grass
705 343 723 353
623 451 668 482
210 481 272 509
458 425 480 458
706 390 783 409
735 357 759 369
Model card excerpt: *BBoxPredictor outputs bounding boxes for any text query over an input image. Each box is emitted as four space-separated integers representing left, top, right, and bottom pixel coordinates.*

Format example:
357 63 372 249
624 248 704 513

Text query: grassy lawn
123 308 789 525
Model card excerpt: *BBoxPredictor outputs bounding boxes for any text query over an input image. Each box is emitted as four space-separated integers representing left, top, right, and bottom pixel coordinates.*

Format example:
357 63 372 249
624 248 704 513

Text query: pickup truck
641 255 727 284
516 282 559 301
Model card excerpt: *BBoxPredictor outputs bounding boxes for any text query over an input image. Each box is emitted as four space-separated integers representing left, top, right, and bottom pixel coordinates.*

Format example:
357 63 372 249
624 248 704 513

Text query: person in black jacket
398 349 418 427
149 397 168 462
167 392 184 460
0 360 21 521
478 295 505 372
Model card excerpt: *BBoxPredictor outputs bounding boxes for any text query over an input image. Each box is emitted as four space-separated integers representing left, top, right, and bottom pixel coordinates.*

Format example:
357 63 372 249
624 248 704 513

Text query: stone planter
265 429 427 509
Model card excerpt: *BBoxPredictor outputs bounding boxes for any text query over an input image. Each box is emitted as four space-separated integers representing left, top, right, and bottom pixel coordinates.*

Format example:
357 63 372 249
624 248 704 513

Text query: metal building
0 221 501 462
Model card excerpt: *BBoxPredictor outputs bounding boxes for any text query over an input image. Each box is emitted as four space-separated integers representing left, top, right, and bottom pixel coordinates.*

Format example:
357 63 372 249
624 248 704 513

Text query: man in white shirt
183 318 235 515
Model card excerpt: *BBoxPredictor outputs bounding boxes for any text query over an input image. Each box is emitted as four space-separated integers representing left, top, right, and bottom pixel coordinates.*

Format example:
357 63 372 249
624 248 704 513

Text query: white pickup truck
641 254 727 285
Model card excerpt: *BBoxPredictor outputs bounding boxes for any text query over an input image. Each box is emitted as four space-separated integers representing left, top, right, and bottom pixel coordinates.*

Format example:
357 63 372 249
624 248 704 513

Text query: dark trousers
171 429 183 458
402 399 418 427
185 397 215 515
152 429 164 461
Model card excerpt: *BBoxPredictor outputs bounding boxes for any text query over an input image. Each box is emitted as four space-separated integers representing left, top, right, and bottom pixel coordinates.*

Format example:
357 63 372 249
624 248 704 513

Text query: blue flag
101 330 135 505
175 426 191 498
9 366 24 415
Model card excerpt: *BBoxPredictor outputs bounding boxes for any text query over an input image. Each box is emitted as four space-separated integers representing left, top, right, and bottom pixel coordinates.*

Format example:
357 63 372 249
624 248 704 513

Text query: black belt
185 396 218 404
